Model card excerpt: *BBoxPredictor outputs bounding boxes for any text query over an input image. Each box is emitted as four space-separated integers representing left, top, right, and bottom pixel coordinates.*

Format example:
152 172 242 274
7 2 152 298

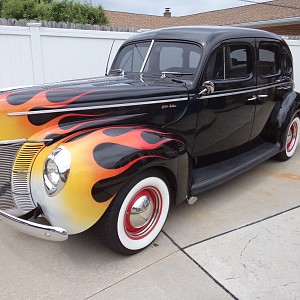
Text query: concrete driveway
0 149 299 300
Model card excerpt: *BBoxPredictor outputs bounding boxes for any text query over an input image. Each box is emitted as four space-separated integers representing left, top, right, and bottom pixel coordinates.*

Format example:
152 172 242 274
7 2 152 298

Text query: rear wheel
276 115 300 161
99 170 170 255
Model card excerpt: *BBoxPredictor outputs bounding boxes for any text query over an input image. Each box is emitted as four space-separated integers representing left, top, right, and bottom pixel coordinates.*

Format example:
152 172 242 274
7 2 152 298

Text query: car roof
125 26 282 45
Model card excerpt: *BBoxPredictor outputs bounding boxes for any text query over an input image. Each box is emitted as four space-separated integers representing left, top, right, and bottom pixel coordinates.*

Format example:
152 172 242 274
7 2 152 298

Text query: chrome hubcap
287 121 298 153
129 195 154 228
124 187 162 240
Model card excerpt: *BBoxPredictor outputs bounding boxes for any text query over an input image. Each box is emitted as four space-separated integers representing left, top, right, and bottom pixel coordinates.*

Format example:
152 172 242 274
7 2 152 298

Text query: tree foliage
0 0 109 25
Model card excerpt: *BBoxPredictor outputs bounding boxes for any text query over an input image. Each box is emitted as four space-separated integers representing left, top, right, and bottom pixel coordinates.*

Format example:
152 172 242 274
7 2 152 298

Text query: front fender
31 126 187 234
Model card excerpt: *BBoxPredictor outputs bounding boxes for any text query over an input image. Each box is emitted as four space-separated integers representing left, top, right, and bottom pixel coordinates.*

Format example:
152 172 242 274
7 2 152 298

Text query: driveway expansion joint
162 230 238 300
182 204 300 251
84 249 179 300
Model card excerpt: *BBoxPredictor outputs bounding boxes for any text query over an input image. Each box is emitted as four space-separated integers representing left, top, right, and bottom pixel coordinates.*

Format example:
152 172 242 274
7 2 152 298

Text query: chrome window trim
6 81 291 117
201 82 291 99
7 97 189 116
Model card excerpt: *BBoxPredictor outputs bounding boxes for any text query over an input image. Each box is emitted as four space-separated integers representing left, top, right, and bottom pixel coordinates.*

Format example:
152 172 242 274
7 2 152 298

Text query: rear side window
206 44 251 80
259 43 280 77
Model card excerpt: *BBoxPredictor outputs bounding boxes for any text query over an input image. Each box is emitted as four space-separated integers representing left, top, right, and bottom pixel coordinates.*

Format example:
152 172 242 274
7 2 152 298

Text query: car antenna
105 39 116 76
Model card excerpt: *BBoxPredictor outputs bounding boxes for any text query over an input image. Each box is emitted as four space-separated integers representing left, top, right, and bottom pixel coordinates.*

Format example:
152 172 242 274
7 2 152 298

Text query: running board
191 143 280 196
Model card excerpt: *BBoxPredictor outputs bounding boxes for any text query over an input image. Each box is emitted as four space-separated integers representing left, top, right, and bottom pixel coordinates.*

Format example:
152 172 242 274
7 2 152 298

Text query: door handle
247 96 257 102
258 94 268 98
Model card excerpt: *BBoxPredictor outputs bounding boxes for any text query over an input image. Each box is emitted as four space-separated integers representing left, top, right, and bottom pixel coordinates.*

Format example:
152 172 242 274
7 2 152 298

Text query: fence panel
0 24 133 89
286 40 300 91
0 26 34 89
39 27 130 83
0 24 300 92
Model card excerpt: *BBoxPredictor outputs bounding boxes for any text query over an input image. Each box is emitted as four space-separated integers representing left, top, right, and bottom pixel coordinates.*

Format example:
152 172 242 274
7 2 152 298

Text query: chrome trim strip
6 81 291 116
0 210 68 242
0 139 26 145
7 97 189 116
0 139 52 144
140 39 154 73
201 82 291 99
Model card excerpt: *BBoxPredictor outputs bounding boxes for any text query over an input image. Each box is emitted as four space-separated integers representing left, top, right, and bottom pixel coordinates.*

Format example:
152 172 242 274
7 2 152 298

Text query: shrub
0 0 109 25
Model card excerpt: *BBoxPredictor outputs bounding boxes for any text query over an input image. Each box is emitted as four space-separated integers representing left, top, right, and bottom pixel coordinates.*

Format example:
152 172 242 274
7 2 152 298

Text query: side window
259 43 280 77
206 44 251 80
226 45 250 79
206 48 224 80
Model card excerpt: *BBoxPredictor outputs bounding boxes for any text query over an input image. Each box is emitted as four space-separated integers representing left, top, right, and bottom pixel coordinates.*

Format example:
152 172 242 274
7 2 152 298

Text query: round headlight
43 146 71 196
45 159 60 185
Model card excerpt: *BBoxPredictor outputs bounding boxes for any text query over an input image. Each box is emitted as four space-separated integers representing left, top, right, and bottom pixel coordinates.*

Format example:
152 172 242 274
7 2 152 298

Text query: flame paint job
0 76 190 234
30 126 186 233
0 78 189 142
0 88 117 141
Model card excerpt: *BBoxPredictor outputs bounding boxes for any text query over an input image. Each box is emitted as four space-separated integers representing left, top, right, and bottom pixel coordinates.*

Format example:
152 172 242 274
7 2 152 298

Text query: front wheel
99 170 170 255
275 115 300 161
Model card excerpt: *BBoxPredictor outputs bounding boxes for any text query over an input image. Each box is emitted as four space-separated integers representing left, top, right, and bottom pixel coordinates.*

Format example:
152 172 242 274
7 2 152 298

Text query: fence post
28 22 44 85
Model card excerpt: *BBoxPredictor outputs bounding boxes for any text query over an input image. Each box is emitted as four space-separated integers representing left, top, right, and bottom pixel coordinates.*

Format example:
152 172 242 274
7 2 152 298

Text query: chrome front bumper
0 210 68 242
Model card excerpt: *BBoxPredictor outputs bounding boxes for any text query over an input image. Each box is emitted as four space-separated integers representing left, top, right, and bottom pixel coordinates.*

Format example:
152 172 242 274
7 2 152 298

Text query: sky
90 0 271 16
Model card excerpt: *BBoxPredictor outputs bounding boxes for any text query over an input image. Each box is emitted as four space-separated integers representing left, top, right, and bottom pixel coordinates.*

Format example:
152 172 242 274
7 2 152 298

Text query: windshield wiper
109 69 125 76
161 71 193 79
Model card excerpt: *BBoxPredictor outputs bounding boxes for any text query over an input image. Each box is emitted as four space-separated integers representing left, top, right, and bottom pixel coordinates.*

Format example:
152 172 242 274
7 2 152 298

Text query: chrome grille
0 142 24 210
12 143 44 212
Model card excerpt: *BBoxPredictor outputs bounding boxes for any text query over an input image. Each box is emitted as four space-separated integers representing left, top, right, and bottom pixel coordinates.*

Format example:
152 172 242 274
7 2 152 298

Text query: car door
250 39 285 140
193 39 256 159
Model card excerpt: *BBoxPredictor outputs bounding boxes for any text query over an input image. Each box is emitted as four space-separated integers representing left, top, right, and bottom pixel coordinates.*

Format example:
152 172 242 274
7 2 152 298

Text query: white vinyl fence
0 23 134 90
0 24 300 91
286 39 300 91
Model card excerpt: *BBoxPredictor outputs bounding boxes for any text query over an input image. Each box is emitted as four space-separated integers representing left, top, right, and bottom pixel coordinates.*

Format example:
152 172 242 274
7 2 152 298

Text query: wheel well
155 167 177 205
131 166 178 205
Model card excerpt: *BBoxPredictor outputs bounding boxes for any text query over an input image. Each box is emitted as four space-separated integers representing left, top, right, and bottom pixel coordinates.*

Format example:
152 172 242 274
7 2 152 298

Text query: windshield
110 40 202 81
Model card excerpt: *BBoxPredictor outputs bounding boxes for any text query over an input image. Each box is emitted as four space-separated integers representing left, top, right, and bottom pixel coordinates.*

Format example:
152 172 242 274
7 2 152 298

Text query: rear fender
262 91 300 148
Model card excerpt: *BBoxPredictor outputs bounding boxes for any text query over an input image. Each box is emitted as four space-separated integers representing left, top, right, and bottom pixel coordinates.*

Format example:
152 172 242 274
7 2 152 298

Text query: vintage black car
0 26 299 255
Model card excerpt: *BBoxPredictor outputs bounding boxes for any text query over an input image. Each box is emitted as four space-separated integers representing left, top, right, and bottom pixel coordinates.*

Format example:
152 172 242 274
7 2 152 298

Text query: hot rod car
0 26 299 255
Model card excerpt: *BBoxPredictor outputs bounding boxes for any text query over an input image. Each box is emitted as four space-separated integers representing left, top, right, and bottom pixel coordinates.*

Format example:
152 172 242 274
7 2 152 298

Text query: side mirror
199 81 215 96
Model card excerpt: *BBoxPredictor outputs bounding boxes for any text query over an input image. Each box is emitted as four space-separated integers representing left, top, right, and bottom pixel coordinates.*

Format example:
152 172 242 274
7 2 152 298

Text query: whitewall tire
99 170 170 255
276 115 300 161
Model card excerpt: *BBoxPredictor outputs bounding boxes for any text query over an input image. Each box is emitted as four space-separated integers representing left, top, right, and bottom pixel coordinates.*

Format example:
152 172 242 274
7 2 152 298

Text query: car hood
0 76 189 142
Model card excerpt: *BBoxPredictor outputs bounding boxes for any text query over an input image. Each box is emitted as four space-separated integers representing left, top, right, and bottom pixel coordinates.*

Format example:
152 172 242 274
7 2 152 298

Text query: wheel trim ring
286 121 298 153
124 186 162 240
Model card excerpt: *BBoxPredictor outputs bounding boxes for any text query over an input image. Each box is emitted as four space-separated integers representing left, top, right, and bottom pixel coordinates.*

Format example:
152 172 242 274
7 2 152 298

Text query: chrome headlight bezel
43 146 71 196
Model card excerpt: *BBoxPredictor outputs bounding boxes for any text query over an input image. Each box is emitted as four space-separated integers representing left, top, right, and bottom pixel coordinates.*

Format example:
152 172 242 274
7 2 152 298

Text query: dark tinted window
206 44 251 80
259 43 280 76
206 48 224 80
226 45 250 79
